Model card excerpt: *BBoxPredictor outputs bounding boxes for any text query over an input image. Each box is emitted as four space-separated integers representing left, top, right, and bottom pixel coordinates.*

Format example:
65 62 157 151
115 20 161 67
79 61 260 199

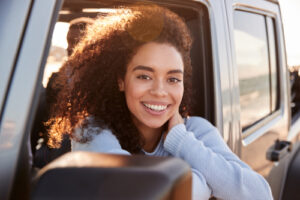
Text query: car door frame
0 0 62 199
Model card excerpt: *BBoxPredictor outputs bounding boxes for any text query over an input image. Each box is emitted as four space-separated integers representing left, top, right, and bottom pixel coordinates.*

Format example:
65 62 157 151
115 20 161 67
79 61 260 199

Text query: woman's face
119 42 184 131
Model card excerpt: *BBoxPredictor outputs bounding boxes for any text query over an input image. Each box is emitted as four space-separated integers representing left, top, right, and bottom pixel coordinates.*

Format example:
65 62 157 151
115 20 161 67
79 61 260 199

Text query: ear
118 78 125 91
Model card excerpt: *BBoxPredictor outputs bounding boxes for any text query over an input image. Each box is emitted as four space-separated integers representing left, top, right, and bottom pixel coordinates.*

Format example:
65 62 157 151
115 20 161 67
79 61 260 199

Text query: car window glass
233 10 278 130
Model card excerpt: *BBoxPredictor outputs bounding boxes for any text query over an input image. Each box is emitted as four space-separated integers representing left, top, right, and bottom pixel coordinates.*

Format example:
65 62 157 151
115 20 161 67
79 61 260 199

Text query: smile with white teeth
143 103 167 111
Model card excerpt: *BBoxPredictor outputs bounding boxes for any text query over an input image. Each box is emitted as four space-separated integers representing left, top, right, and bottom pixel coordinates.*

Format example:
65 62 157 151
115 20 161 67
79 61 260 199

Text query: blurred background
280 0 300 68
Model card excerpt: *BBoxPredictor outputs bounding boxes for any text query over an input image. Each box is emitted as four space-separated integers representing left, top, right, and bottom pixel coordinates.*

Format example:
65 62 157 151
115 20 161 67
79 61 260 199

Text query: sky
279 0 300 67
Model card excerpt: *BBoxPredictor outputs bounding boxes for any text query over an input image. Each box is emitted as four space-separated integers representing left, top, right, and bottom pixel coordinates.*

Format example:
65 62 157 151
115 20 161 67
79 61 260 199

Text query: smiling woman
46 4 272 200
47 4 193 153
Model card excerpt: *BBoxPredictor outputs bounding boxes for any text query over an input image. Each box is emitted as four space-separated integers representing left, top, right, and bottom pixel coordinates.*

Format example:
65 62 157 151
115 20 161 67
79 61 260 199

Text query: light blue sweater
71 116 273 200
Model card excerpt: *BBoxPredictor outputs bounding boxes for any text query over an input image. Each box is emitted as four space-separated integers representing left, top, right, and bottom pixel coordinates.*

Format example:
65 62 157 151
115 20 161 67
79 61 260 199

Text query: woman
47 4 273 200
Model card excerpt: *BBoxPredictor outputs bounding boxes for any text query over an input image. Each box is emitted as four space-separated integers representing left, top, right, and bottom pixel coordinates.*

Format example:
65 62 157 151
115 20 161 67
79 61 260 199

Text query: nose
150 79 167 97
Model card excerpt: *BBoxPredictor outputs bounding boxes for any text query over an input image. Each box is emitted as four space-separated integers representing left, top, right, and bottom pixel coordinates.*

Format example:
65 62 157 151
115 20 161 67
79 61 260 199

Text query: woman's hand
164 111 184 140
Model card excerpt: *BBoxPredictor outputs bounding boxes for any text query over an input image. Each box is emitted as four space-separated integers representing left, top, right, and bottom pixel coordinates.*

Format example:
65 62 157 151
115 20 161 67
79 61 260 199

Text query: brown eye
168 77 181 83
137 75 151 80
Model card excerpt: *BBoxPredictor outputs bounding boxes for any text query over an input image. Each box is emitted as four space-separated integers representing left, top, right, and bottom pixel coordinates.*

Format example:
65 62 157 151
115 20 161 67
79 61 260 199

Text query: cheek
126 83 144 100
171 86 184 106
124 79 148 106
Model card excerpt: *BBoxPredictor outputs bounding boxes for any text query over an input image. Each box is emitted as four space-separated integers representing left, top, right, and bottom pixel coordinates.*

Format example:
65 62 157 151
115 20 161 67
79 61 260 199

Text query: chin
145 120 168 129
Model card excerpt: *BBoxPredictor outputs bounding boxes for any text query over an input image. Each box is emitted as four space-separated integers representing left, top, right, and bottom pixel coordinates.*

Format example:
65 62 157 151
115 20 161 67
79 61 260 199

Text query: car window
233 10 279 131
42 0 214 119
32 0 214 167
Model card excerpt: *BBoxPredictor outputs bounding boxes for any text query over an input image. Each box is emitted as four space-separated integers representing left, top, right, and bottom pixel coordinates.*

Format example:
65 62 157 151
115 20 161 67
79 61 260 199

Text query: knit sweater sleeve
72 129 130 155
163 117 273 200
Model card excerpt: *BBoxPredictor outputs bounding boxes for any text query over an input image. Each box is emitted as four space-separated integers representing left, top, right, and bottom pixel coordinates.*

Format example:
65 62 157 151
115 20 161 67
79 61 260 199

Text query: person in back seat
67 17 95 56
46 5 273 200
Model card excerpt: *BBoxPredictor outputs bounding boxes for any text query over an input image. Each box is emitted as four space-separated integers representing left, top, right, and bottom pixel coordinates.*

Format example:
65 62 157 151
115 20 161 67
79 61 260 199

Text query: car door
224 0 291 199
0 0 62 199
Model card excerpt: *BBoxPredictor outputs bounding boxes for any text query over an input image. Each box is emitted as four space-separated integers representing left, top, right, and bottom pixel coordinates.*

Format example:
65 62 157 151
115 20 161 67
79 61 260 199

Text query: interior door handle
266 140 292 162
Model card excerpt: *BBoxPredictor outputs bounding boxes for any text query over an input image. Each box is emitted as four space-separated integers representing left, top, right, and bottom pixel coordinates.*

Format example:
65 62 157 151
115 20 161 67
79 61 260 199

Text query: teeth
144 103 167 111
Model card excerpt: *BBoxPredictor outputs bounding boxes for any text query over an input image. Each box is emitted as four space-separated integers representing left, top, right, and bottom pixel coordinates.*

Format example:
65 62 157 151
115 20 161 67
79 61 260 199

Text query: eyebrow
167 69 183 74
132 65 183 74
132 65 154 72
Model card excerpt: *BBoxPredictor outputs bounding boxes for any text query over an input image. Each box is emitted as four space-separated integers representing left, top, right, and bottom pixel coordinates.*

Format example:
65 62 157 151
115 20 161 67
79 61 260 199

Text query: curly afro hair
47 4 193 154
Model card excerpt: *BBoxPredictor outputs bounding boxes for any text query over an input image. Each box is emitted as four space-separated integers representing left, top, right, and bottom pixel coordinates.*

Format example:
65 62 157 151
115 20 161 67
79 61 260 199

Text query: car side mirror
31 152 192 200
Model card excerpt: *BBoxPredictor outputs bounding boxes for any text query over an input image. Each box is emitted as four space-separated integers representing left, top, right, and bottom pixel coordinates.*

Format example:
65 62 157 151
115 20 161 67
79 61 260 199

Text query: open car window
32 0 214 168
